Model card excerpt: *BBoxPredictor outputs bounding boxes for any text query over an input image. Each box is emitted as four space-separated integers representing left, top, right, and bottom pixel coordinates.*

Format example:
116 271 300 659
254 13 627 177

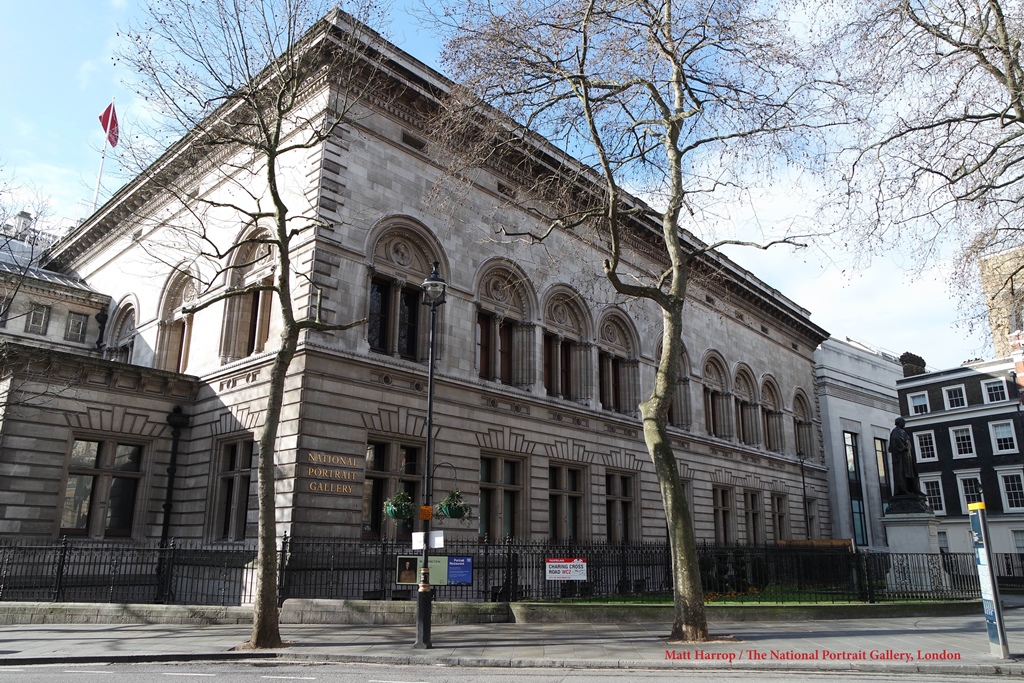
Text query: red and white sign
545 557 587 581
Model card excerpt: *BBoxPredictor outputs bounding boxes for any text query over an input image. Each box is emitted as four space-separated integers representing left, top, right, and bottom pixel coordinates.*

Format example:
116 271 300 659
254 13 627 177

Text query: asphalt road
0 663 1010 683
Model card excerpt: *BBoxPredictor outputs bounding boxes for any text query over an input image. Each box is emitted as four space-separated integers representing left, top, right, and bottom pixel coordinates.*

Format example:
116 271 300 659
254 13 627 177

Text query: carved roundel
373 226 437 277
390 239 413 267
489 278 510 303
544 293 584 338
703 360 725 389
735 374 754 401
182 277 199 303
480 268 528 319
597 313 635 355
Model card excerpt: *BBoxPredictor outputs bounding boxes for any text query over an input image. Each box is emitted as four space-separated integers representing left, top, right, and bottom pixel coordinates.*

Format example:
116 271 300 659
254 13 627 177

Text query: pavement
4 605 1024 675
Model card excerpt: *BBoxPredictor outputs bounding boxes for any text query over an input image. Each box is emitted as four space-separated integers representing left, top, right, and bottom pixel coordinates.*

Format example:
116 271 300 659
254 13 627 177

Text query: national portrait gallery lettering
303 452 361 495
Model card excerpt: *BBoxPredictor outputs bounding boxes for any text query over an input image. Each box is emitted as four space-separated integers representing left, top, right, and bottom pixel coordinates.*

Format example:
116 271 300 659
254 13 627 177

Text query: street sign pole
968 502 1010 659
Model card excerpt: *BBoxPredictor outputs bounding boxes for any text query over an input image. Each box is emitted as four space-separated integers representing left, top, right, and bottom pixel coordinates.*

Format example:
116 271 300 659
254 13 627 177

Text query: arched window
734 370 760 446
793 393 814 457
367 225 443 363
669 349 692 430
761 380 785 453
476 264 535 388
703 358 732 439
110 305 136 364
542 290 591 401
220 237 275 364
157 271 196 373
597 312 639 416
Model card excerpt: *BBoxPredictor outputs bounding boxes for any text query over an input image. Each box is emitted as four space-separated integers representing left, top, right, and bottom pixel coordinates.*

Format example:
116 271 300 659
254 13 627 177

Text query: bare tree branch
428 0 844 642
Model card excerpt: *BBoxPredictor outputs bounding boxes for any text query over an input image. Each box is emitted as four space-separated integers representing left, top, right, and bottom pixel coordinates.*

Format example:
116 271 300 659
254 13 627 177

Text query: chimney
899 351 927 378
13 211 33 241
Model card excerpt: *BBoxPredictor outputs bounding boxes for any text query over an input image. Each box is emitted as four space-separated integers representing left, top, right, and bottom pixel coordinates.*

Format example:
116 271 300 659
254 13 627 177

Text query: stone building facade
980 248 1024 359
0 15 831 546
814 338 902 549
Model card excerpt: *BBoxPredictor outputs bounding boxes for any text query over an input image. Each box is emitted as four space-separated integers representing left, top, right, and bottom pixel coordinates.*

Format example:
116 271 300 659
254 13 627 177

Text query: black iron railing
0 536 986 606
0 537 256 606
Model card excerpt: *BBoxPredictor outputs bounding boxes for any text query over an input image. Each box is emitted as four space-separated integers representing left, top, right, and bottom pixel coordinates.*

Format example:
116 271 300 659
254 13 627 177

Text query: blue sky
0 1 991 371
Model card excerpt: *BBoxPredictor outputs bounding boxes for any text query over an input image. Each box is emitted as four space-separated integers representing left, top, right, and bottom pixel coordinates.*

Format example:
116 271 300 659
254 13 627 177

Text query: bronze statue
889 417 919 496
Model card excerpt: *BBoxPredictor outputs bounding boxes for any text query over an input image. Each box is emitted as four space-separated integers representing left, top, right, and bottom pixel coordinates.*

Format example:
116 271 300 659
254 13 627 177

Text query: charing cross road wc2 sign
545 558 587 580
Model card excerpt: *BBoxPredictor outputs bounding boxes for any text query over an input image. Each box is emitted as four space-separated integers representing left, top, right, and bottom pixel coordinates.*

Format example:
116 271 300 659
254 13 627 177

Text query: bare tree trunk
248 332 297 649
644 415 707 641
639 299 708 642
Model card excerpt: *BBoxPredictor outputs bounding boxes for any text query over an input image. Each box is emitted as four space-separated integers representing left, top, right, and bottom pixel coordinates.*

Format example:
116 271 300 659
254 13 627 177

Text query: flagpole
92 137 108 214
93 98 114 213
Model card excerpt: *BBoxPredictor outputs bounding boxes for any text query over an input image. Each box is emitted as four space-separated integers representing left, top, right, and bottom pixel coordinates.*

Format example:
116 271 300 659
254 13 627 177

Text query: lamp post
415 261 446 650
157 406 190 602
797 450 809 539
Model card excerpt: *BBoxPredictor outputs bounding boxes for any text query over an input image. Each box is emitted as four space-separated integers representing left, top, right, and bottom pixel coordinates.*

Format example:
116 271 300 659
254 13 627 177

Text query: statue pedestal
883 511 940 553
882 510 945 592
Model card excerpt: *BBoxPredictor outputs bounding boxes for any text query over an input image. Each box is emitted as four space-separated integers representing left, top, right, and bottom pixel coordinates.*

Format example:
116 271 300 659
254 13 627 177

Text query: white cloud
719 222 990 370
707 172 990 370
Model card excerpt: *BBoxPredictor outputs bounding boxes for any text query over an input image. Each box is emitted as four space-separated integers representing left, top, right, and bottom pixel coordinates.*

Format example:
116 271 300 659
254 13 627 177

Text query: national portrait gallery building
0 16 831 551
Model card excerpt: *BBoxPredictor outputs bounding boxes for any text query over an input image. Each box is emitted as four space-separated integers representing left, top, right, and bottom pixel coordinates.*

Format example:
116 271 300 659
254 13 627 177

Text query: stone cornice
0 341 201 402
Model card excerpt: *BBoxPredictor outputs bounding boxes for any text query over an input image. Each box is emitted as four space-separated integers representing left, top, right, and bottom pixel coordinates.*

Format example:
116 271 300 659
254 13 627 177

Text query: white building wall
815 338 901 549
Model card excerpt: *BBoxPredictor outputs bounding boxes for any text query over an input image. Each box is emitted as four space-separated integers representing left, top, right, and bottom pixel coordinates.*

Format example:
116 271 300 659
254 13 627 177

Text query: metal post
798 451 809 539
157 406 190 603
51 536 69 602
415 262 446 650
277 532 289 607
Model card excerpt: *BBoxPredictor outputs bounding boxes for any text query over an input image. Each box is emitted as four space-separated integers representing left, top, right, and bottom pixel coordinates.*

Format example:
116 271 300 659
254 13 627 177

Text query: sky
0 1 994 371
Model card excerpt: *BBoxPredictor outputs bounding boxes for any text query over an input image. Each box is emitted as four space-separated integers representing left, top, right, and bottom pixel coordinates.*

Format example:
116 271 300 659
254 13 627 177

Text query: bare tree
0 163 70 349
0 164 53 265
833 0 1024 335
430 0 839 641
116 0 383 648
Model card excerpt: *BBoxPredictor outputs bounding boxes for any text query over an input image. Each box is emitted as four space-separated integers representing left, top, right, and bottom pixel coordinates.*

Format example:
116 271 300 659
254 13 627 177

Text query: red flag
99 103 118 147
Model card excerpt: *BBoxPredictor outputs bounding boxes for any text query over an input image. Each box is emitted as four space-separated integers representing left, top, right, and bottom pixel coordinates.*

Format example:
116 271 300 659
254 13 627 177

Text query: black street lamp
157 406 190 602
415 261 446 650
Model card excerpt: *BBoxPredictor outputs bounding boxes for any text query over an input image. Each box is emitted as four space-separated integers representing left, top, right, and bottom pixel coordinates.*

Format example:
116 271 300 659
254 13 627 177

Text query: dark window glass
60 474 95 533
477 312 492 379
499 320 513 383
105 477 139 536
70 440 101 468
397 289 419 359
114 444 142 471
368 279 390 352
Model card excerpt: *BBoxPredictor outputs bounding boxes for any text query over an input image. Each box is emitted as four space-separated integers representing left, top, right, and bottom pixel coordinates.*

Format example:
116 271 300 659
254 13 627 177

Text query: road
0 663 1009 682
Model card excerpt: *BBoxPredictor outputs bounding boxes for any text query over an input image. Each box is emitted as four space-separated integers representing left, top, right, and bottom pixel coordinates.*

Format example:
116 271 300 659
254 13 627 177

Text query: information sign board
396 555 473 586
969 502 1010 659
545 557 587 581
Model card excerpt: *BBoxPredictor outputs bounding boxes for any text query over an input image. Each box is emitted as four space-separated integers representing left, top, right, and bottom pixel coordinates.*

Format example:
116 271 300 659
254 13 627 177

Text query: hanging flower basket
384 491 414 519
436 488 472 520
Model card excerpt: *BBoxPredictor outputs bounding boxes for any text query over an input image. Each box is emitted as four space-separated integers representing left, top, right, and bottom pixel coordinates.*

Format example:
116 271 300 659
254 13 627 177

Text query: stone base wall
0 599 979 626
